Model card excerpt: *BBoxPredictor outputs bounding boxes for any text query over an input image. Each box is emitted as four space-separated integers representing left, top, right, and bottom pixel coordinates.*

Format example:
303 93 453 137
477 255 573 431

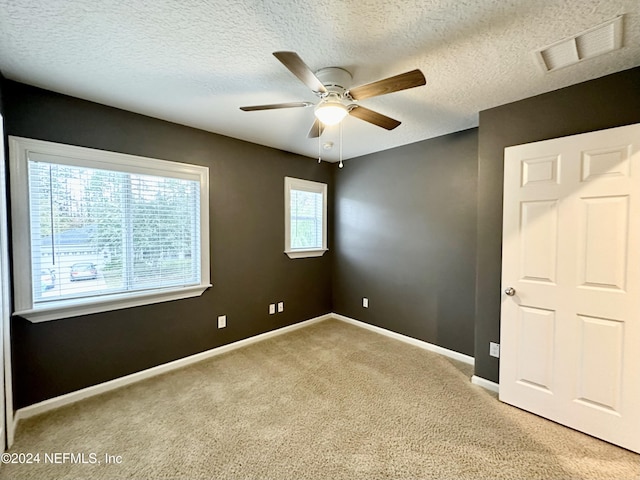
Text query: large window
9 137 210 322
284 177 327 259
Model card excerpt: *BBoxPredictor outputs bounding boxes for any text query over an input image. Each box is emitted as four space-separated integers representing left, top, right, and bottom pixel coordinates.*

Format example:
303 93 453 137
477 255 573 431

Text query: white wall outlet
363 297 369 308
269 304 276 315
489 342 500 358
277 301 284 313
217 315 226 329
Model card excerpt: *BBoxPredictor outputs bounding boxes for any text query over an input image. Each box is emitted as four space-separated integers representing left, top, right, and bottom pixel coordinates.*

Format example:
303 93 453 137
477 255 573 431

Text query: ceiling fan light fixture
314 102 348 126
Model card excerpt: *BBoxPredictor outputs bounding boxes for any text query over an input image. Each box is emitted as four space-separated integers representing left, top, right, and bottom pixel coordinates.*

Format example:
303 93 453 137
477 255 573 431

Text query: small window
284 177 328 259
9 136 211 322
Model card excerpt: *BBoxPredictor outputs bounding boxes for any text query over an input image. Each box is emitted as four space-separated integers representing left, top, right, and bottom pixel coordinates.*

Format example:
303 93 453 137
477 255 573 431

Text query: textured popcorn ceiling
0 0 639 162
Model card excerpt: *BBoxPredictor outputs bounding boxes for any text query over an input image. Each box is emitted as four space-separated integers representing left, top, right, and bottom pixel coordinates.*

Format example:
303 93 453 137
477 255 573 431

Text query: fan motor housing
315 67 352 96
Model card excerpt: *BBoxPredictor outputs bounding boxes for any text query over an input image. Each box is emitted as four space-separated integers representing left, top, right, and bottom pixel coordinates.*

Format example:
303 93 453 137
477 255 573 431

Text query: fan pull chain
339 122 344 168
318 122 322 163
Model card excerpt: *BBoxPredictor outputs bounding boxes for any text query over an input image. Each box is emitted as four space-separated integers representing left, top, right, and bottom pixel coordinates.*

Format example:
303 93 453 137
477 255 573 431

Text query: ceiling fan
240 51 426 138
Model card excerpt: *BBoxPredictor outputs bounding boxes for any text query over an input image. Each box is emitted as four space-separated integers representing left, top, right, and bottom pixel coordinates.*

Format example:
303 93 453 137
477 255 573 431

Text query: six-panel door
499 123 640 453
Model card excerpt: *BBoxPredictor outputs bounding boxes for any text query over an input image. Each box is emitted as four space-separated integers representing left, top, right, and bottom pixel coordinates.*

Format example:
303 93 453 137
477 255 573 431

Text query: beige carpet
1 319 638 479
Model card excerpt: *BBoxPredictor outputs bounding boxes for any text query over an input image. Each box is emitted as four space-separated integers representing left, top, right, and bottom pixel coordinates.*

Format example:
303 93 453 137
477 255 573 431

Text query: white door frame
1 113 15 449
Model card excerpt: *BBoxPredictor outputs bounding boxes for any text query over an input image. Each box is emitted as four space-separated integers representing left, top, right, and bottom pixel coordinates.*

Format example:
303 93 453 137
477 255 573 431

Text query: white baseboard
14 312 479 432
471 375 499 393
15 314 332 423
332 313 475 366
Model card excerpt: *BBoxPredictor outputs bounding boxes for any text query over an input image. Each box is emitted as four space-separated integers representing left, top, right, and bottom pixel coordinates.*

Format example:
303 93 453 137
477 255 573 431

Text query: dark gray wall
4 80 334 408
333 129 478 356
475 66 640 383
0 74 4 112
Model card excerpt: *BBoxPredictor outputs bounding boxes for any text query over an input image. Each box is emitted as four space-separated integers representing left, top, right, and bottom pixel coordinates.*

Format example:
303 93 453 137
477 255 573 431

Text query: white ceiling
0 0 639 162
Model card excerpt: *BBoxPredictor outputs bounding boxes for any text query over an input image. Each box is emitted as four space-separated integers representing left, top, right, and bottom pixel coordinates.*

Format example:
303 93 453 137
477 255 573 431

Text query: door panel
521 155 560 186
519 200 558 284
516 306 555 392
581 145 630 181
576 314 623 413
578 195 628 290
500 123 640 453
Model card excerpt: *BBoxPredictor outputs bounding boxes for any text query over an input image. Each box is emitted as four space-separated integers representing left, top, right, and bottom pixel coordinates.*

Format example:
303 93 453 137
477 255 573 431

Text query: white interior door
499 123 640 453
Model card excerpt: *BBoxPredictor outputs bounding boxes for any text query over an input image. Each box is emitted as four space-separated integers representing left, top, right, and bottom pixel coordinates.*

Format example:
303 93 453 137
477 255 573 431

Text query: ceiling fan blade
308 118 325 138
240 102 313 111
349 105 401 130
273 51 328 95
347 69 426 101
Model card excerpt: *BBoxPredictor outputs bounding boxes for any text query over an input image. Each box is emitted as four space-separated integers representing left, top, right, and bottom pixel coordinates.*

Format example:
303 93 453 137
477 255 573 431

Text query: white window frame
9 136 211 323
284 176 328 259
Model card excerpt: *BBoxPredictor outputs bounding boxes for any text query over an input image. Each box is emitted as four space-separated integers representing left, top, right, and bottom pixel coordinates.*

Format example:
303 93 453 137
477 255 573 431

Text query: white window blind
290 189 323 250
284 177 327 259
29 161 200 304
9 136 210 322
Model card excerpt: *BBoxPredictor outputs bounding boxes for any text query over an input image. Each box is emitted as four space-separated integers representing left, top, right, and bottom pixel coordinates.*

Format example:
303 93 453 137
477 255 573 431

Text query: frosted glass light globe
314 102 348 125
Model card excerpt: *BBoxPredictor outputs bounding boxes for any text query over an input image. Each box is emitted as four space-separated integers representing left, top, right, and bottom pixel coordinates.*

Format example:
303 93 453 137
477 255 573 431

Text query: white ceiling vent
536 15 624 73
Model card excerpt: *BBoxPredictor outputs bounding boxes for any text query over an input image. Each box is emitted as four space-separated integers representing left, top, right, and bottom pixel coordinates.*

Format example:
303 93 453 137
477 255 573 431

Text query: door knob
504 287 516 296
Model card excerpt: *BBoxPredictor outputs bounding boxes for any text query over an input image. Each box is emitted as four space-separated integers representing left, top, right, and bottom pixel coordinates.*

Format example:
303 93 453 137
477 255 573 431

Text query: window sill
14 284 212 323
285 249 328 259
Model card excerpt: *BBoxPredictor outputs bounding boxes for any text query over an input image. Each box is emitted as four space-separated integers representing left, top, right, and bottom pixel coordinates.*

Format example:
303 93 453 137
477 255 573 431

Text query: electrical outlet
269 304 276 315
362 297 369 308
277 301 284 313
217 315 226 329
489 342 500 358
